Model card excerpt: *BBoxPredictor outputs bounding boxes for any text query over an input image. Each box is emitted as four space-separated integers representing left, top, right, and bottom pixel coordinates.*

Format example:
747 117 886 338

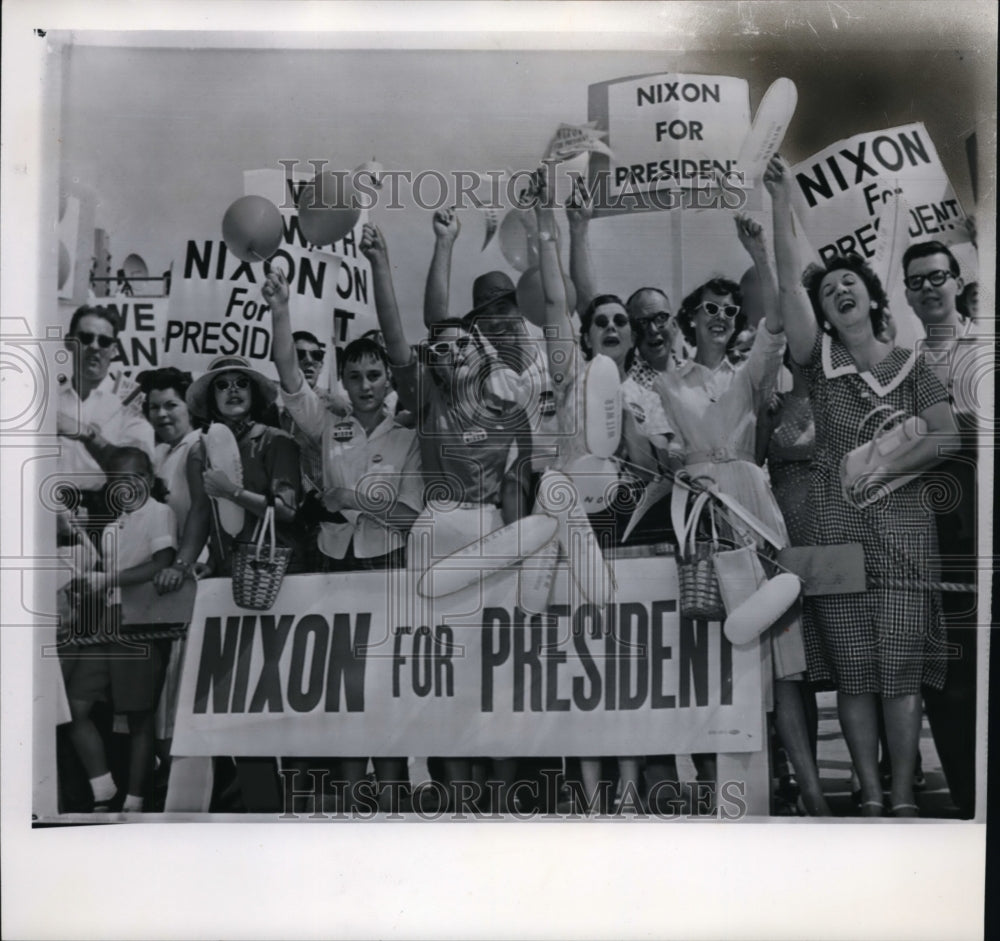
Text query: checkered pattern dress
801 334 949 696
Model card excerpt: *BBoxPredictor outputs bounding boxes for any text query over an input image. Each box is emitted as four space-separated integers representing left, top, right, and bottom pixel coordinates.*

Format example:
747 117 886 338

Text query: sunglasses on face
73 331 115 349
427 336 473 361
296 348 325 364
699 302 741 319
904 270 955 291
639 311 673 330
593 313 630 330
213 376 251 393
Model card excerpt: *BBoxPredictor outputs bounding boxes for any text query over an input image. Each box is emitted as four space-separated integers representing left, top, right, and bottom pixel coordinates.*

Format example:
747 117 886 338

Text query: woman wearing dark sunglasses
184 355 306 578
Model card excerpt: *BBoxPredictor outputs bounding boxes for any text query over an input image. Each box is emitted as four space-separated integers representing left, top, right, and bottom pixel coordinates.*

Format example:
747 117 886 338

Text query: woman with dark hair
129 367 204 782
766 155 959 817
184 355 305 576
136 368 205 593
654 214 828 815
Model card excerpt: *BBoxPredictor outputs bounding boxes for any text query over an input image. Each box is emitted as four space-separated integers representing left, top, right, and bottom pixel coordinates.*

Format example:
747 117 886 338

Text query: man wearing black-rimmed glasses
903 239 981 818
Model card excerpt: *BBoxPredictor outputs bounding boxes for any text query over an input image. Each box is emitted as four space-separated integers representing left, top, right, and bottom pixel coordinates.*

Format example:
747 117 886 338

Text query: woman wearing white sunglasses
654 216 827 816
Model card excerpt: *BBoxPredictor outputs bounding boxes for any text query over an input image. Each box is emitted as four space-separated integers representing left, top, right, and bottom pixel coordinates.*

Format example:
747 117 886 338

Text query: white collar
821 333 915 395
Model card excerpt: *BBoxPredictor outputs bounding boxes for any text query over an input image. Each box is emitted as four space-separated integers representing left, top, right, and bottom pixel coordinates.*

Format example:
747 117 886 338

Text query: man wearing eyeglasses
902 239 981 818
56 305 155 518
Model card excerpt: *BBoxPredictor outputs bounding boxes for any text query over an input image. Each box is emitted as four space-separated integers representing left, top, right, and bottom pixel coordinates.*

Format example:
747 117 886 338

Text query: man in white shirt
56 305 155 524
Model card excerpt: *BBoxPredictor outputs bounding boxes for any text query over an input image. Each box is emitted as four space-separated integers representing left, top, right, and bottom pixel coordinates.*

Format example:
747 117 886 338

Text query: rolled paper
724 573 802 645
481 205 500 251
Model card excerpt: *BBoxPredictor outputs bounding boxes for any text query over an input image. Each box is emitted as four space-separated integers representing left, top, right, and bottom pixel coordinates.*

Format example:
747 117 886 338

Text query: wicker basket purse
231 497 292 610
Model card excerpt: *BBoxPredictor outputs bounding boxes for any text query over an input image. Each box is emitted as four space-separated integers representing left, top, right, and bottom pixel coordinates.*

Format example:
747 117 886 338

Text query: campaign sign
161 168 377 380
172 556 762 758
790 122 970 264
587 73 751 214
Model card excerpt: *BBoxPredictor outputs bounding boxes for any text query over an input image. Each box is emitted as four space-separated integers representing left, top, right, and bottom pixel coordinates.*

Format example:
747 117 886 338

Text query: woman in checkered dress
766 156 959 817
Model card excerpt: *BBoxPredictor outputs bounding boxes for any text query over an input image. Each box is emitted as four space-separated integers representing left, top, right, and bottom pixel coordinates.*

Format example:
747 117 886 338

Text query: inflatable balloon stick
221 195 283 262
416 515 558 599
203 422 245 537
736 77 798 187
536 470 615 606
583 354 622 458
724 573 802 646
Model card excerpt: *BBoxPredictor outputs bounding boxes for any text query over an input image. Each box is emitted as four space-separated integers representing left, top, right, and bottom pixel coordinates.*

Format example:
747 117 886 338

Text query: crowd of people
54 158 982 818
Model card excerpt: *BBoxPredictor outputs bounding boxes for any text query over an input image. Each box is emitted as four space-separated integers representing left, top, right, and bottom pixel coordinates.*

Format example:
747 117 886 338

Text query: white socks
90 772 116 803
122 794 144 812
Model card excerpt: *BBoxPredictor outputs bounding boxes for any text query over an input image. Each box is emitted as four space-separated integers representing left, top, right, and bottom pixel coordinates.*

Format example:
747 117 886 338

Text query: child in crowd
61 447 177 812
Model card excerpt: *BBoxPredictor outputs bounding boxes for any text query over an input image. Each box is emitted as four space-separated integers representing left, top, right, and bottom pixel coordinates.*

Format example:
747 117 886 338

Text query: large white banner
172 557 763 758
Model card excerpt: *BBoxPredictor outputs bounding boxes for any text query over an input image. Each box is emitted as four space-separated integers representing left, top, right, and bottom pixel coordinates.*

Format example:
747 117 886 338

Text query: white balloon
724 573 802 645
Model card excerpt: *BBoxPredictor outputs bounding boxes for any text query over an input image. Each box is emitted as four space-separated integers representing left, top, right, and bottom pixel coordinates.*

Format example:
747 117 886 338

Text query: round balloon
498 210 532 272
298 170 361 247
221 195 283 263
515 266 578 327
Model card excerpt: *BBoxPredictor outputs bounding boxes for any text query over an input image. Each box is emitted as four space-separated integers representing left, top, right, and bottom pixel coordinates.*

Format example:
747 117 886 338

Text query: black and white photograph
2 1 995 937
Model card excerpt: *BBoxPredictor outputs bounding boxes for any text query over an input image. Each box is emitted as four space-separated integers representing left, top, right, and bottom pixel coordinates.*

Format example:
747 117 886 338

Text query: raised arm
566 178 596 315
262 267 303 396
529 171 576 383
735 212 780 335
360 223 411 367
764 156 817 365
423 208 460 327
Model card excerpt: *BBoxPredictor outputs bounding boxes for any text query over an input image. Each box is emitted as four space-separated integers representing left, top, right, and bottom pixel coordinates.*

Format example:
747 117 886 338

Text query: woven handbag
674 490 727 621
231 498 292 610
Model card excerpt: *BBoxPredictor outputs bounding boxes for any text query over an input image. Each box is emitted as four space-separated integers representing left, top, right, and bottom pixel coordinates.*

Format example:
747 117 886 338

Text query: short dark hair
137 367 194 417
902 240 960 279
104 446 169 503
802 254 887 339
956 280 977 318
579 294 634 368
292 330 323 347
676 278 747 356
625 286 671 317
339 337 390 378
68 305 120 338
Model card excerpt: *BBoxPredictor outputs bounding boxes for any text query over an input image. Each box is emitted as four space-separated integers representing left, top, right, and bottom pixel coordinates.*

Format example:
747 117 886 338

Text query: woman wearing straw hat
185 354 306 576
